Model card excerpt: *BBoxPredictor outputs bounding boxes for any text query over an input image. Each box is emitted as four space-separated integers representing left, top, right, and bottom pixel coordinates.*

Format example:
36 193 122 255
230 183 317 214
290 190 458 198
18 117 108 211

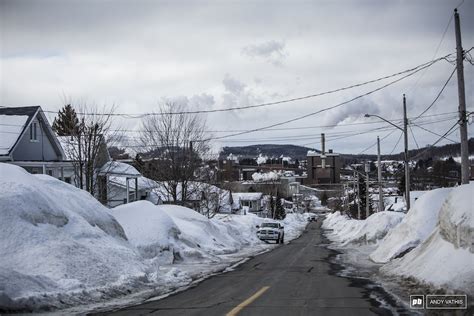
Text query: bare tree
140 102 211 204
58 103 120 198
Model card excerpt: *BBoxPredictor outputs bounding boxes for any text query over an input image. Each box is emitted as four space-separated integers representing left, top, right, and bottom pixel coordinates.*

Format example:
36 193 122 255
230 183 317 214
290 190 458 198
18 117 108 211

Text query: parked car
256 222 285 243
307 214 317 222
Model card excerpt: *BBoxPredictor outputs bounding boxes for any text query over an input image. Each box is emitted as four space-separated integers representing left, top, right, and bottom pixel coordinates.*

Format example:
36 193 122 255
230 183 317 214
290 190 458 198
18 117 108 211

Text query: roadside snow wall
0 164 146 311
370 187 452 263
380 183 474 294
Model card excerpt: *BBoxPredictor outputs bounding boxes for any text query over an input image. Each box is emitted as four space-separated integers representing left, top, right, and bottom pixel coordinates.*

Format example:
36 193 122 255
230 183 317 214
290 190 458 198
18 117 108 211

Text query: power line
389 131 404 155
407 13 454 96
357 129 398 155
412 66 457 121
2 53 453 118
411 122 457 143
205 57 447 142
409 124 420 150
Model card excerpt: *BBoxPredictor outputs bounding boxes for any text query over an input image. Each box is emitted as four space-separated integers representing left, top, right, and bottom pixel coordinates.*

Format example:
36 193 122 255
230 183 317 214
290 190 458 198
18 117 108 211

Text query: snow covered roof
232 192 263 201
100 161 141 177
0 115 29 155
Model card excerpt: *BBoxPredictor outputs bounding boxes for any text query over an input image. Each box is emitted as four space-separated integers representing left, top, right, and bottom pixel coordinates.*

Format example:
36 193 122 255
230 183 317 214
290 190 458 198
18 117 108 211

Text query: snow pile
323 211 405 245
113 202 310 267
0 164 146 311
370 188 452 263
256 154 268 165
0 164 312 312
381 183 474 294
252 171 279 182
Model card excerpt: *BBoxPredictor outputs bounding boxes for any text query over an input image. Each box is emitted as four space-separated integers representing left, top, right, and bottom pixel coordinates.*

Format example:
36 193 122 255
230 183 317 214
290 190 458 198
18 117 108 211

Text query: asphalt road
99 220 393 316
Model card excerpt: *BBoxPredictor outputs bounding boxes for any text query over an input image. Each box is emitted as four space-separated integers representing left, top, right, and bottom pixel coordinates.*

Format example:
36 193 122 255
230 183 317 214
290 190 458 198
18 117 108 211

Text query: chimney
328 149 333 154
321 133 325 155
321 133 326 169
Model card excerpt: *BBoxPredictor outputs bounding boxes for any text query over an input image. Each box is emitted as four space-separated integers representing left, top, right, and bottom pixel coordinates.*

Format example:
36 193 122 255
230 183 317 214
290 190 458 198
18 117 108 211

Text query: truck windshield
261 223 279 228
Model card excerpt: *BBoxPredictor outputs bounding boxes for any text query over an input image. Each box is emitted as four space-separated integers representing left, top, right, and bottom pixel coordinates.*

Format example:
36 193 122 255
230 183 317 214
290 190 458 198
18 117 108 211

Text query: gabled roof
0 106 40 156
0 106 65 159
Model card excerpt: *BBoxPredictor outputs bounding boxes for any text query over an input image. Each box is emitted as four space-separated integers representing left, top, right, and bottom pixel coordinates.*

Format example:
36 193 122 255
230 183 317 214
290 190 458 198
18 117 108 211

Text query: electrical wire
205 58 446 142
412 66 457 121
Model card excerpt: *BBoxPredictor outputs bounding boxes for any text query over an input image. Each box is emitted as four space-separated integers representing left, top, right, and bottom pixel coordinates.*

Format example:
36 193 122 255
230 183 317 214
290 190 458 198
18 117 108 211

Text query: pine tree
274 193 286 220
52 104 79 136
270 195 275 218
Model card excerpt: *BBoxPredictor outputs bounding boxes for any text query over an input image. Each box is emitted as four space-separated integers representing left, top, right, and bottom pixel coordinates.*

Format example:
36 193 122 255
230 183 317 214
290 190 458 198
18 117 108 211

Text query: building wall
306 154 341 184
12 118 61 162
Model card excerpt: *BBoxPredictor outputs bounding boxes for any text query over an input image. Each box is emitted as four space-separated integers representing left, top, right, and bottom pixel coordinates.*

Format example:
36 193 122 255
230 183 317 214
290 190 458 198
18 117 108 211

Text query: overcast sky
1 0 473 156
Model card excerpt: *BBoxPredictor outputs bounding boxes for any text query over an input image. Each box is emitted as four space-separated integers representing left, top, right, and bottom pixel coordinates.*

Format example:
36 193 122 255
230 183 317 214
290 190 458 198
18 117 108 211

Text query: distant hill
219 144 319 160
219 138 473 164
341 138 474 165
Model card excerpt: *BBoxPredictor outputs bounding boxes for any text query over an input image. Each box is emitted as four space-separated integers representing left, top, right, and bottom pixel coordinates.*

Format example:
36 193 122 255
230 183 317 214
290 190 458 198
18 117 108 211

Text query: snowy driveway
97 220 404 316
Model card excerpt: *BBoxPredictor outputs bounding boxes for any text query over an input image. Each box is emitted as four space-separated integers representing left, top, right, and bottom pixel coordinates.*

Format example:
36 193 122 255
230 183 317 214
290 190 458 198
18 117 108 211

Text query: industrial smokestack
321 133 325 155
321 133 326 169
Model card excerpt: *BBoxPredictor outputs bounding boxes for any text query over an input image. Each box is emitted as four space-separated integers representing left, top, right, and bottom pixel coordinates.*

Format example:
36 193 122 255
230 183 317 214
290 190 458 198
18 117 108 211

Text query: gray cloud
242 40 288 66
1 0 473 154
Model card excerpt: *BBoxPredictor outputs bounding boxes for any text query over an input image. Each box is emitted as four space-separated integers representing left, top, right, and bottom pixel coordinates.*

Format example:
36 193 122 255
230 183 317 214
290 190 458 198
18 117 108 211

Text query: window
30 122 38 141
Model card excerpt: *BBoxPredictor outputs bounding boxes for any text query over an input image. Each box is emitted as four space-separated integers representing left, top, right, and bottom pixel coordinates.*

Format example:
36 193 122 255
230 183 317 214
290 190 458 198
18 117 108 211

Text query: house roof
0 106 40 156
0 106 65 159
99 161 141 177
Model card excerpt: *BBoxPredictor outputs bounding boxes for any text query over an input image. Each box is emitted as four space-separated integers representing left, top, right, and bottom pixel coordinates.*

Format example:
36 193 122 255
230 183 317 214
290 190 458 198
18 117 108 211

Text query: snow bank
381 183 474 294
0 164 311 312
113 202 310 267
0 164 146 311
323 211 405 245
111 201 180 263
370 187 452 263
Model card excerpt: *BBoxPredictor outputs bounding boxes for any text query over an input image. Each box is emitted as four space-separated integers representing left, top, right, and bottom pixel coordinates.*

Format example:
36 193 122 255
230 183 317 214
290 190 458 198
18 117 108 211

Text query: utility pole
454 9 470 184
403 94 411 211
377 136 384 212
365 162 370 219
356 171 361 220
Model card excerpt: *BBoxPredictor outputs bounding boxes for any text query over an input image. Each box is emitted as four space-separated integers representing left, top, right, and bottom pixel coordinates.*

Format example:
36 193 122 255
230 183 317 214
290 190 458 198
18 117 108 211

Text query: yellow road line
226 286 270 316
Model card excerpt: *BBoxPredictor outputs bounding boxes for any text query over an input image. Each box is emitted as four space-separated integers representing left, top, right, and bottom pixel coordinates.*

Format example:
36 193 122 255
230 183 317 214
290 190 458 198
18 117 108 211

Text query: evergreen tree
52 104 79 136
320 191 328 206
133 153 145 173
270 195 275 218
274 193 286 220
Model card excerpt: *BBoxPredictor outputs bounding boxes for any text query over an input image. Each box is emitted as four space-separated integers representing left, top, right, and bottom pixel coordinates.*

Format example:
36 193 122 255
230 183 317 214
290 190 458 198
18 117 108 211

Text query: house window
30 122 38 141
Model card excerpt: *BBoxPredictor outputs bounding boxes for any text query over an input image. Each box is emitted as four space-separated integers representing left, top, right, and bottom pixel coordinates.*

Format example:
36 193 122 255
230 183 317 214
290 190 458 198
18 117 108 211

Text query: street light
364 95 410 211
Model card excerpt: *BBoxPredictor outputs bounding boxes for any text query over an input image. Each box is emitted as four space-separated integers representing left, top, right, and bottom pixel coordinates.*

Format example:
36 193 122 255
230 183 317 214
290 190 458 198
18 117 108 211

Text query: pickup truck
256 222 285 243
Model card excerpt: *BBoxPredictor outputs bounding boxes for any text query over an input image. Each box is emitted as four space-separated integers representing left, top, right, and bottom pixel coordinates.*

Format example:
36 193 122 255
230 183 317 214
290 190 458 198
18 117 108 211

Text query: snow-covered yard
322 184 474 300
0 164 312 312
